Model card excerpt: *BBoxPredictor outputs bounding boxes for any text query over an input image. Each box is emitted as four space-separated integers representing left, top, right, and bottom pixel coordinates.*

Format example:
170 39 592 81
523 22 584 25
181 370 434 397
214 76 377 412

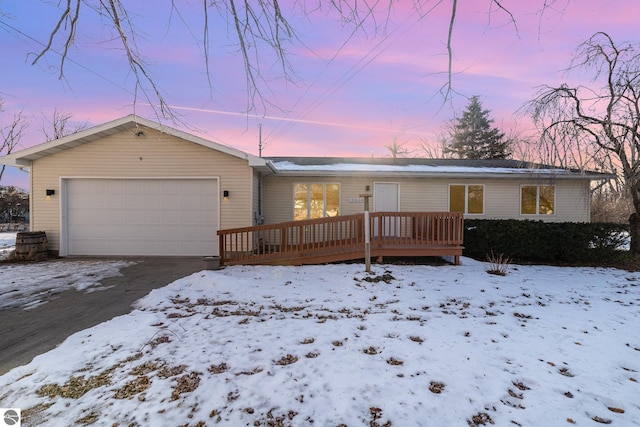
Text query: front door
374 183 399 212
373 183 399 236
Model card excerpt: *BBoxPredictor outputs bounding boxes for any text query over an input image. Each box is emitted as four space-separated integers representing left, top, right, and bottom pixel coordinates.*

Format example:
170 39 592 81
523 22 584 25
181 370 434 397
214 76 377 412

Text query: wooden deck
217 212 464 266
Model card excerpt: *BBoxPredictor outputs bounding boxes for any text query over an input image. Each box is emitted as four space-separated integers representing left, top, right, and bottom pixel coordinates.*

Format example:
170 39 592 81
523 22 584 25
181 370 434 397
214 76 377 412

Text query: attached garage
62 178 219 256
0 115 270 257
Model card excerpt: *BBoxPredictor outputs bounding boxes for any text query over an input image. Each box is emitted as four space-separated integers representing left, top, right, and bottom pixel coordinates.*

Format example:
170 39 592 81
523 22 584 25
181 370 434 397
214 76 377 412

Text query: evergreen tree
444 96 511 159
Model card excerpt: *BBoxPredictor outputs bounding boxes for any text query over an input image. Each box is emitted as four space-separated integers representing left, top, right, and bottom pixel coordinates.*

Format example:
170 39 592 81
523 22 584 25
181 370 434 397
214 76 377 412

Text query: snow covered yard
0 231 17 260
0 232 133 310
1 255 639 426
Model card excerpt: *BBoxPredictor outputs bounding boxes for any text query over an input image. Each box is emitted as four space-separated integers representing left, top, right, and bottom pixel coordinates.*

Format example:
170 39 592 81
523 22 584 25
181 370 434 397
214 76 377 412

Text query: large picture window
449 184 484 214
294 183 340 220
521 185 555 215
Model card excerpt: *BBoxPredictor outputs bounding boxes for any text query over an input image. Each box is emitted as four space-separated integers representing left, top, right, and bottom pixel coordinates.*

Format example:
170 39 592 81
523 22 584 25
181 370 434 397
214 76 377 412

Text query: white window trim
520 184 556 216
293 183 341 220
448 184 485 215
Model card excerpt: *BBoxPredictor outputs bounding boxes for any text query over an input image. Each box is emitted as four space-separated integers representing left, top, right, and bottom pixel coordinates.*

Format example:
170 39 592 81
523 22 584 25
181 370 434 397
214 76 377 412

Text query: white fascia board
5 115 136 163
1 114 267 168
271 169 608 180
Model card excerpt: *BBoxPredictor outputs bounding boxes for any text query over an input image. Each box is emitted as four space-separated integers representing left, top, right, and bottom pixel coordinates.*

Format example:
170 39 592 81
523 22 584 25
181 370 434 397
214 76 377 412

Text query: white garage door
65 178 218 256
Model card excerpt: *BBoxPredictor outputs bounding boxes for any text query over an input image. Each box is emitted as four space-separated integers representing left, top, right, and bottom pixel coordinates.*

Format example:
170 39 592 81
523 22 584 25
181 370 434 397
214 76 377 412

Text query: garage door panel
66 178 219 256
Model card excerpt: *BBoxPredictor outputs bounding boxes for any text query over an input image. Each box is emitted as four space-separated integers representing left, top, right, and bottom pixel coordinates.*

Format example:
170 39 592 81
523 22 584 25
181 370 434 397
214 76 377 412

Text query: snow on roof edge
270 161 575 175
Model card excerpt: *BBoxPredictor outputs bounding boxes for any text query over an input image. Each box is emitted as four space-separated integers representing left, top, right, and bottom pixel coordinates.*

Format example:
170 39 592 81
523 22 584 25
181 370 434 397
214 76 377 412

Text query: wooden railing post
364 210 371 272
281 227 287 255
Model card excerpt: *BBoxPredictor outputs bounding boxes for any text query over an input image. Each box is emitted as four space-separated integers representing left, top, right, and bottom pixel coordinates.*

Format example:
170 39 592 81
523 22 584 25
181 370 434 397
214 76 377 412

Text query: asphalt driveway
0 257 206 375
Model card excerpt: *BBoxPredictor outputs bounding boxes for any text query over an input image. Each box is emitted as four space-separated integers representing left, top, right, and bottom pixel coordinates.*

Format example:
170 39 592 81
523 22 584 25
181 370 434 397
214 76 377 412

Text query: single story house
0 115 611 257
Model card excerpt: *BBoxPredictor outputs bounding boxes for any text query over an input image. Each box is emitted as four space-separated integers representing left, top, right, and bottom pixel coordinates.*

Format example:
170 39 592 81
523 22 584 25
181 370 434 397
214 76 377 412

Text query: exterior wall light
46 189 55 196
223 190 230 199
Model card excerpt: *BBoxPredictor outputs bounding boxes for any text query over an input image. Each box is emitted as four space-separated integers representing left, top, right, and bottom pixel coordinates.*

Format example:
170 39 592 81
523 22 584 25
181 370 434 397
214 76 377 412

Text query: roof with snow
265 157 612 180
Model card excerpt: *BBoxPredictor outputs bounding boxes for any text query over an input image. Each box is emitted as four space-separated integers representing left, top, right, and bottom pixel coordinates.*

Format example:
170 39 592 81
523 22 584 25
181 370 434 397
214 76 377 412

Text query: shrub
464 220 628 264
485 251 511 275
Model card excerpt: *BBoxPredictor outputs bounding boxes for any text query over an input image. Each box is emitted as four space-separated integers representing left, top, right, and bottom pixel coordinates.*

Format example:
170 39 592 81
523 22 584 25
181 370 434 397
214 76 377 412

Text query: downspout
257 172 263 225
28 162 34 231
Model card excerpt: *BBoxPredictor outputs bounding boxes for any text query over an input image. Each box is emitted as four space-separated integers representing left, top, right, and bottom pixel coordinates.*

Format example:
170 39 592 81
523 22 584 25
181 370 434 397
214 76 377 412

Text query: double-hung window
449 184 484 215
294 183 340 220
521 185 555 215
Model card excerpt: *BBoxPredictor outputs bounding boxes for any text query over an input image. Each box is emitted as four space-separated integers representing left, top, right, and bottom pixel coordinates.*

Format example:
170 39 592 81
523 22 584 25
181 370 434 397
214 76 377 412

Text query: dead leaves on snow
369 407 392 427
113 375 151 399
208 362 229 374
363 346 379 355
409 335 424 344
386 357 404 366
36 367 116 399
252 408 299 427
467 412 494 426
274 354 298 366
428 381 445 394
171 371 201 401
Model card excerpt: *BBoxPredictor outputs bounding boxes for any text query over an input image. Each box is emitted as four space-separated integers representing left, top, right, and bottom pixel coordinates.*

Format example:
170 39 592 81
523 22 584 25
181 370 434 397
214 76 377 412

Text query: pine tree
444 96 510 159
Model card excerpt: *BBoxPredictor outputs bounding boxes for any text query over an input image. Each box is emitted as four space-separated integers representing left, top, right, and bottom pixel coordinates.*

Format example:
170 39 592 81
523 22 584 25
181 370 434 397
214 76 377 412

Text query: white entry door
373 183 399 236
374 183 399 212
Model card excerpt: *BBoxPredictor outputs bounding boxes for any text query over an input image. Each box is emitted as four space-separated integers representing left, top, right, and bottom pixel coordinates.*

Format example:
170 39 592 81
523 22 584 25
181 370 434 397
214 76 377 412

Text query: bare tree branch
442 0 457 101
0 110 29 182
31 0 81 79
41 109 89 142
385 137 412 159
27 1 562 115
524 31 640 251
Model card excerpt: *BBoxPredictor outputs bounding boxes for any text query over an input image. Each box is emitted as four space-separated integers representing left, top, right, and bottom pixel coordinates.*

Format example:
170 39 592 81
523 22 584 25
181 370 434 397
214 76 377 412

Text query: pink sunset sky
0 0 637 190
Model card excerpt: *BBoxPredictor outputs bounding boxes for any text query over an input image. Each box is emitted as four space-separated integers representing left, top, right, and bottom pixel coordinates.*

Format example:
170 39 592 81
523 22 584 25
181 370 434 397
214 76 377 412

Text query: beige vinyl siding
263 175 373 224
31 126 254 252
262 175 592 225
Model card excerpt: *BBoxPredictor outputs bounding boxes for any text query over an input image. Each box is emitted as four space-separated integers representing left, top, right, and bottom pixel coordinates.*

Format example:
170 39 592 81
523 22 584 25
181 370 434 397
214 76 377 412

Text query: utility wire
0 18 135 97
263 2 440 151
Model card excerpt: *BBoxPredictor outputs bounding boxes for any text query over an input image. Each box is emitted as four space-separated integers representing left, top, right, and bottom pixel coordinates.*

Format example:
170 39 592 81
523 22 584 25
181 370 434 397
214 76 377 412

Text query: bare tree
25 1 561 115
385 137 411 159
418 135 450 159
41 109 89 142
0 108 29 182
525 32 640 252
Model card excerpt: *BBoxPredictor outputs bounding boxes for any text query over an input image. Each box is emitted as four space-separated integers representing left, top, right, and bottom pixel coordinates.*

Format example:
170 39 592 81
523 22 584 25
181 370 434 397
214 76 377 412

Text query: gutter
268 169 612 181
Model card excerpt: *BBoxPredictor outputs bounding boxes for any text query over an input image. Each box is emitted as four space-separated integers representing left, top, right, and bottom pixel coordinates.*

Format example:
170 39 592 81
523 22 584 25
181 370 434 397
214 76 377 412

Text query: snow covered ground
0 235 639 426
0 232 133 310
0 231 16 260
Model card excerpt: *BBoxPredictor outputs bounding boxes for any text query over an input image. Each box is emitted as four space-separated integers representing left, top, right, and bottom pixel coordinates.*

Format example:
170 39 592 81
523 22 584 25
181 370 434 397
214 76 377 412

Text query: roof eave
1 115 265 167
272 169 612 180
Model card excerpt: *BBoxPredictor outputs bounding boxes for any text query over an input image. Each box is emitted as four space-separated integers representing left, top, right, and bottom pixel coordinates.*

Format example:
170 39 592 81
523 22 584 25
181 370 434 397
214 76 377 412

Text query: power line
0 18 135 97
263 4 436 150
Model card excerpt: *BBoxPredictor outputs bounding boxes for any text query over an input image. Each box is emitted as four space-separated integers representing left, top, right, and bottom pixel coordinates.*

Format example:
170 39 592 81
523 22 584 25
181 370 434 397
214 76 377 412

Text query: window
521 185 555 215
449 184 484 214
294 183 340 220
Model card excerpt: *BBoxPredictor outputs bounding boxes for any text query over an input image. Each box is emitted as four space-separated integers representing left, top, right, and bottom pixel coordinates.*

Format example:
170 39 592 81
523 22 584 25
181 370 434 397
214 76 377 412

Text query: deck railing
217 211 464 266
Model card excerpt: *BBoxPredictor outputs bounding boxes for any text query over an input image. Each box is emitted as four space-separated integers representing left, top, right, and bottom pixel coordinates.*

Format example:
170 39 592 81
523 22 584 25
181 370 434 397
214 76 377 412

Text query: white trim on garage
60 177 220 256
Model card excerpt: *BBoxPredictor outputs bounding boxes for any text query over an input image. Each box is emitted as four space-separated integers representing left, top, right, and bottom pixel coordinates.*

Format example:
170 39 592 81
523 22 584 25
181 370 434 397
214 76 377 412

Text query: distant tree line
0 186 29 223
